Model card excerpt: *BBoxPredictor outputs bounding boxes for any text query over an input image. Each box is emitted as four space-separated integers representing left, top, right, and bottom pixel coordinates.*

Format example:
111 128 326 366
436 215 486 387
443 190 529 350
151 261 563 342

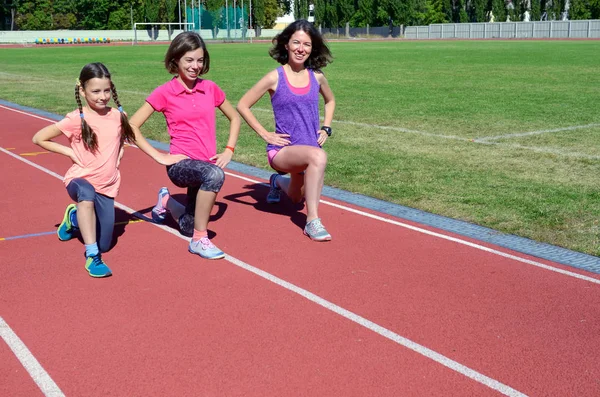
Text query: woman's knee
308 148 328 168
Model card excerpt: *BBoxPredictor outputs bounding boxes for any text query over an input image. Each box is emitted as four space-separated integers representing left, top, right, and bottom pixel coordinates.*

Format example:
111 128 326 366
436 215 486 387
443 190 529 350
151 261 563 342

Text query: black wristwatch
321 126 332 137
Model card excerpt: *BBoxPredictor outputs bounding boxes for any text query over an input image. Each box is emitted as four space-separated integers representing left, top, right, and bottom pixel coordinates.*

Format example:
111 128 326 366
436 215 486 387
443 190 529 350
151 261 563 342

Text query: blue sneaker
266 174 281 204
188 237 225 260
152 187 169 223
85 254 112 278
57 204 77 241
304 218 332 241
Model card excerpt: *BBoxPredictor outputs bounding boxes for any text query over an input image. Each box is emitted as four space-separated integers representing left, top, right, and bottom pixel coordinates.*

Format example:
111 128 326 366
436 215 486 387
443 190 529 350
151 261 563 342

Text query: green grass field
1 40 599 256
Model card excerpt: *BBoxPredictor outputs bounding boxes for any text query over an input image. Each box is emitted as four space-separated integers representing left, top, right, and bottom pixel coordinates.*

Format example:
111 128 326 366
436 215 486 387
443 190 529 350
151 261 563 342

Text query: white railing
405 20 600 40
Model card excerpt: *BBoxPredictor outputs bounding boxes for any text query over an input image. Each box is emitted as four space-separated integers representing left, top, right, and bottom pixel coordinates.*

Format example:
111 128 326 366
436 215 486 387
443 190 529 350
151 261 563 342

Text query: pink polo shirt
57 108 122 198
146 77 226 162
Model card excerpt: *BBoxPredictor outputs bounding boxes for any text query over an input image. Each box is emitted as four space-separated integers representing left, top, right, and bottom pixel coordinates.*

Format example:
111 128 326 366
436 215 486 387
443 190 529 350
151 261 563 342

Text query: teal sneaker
188 237 225 260
57 204 77 241
266 174 281 204
304 218 332 241
85 254 112 278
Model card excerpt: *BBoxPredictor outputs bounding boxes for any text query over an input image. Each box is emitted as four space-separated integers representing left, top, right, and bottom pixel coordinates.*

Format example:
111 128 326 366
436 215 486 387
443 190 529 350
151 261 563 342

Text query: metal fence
320 25 402 38
405 20 600 39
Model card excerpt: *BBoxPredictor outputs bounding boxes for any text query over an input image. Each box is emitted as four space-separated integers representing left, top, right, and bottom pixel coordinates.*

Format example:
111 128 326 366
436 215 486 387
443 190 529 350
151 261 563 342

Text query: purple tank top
266 66 321 152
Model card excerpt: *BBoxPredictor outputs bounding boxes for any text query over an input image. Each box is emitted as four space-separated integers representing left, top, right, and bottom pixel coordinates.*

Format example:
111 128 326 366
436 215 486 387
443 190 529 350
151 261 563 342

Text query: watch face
322 126 332 136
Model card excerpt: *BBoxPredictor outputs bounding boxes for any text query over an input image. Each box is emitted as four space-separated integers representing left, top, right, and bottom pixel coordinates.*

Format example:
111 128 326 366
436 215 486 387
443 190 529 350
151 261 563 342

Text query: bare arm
236 70 291 147
129 102 187 166
316 72 336 146
211 99 241 169
32 124 83 167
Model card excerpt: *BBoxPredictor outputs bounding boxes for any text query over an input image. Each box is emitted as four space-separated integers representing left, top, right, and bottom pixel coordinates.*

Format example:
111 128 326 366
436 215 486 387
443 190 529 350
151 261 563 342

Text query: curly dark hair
164 31 210 75
269 19 333 71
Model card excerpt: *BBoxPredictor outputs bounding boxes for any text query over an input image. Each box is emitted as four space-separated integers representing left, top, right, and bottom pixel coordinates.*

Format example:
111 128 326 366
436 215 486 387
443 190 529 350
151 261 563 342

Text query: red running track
1 104 599 397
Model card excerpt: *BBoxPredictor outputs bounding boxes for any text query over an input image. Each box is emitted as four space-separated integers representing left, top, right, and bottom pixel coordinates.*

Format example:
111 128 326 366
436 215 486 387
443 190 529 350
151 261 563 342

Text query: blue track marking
2 99 599 274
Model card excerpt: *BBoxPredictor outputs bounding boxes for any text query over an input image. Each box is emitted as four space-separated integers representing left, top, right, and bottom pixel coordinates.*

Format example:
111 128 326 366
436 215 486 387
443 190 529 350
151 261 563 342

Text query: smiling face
177 48 205 84
80 77 112 113
285 30 312 67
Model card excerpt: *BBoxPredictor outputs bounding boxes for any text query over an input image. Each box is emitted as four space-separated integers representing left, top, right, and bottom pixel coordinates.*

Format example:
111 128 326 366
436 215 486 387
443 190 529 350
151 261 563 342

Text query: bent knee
309 148 328 168
201 166 225 192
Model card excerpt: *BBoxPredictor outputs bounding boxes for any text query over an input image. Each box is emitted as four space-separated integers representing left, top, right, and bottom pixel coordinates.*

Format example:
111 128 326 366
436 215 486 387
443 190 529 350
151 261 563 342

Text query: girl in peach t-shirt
32 63 183 278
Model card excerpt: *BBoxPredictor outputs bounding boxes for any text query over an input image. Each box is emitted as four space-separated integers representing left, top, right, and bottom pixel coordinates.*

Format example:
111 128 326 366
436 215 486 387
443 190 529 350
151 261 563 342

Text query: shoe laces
308 218 325 233
199 237 216 250
89 254 104 266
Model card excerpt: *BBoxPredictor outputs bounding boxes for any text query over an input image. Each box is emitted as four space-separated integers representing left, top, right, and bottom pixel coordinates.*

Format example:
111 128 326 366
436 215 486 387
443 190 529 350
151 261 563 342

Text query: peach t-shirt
56 108 122 198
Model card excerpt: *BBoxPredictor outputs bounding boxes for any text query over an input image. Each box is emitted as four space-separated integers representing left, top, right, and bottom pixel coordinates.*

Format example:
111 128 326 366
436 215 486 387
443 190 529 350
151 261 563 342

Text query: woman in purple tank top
237 20 336 241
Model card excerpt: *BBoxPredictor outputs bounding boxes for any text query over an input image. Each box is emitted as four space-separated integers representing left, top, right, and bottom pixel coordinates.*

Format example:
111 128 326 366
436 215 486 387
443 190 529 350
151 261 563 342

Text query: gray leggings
66 178 115 253
166 159 225 235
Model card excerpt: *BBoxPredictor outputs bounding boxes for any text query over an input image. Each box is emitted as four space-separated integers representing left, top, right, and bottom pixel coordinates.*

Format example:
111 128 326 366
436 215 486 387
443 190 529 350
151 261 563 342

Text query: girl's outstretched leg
152 187 186 223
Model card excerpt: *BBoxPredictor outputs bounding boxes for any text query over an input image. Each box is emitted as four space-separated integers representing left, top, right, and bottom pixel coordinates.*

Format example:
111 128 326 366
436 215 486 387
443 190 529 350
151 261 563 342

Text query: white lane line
0 317 65 397
1 105 598 284
476 123 600 142
1 145 528 397
0 104 58 123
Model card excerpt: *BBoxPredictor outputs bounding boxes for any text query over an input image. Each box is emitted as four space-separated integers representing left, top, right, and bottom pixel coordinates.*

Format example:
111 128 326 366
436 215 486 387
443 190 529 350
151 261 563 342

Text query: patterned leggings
166 159 225 235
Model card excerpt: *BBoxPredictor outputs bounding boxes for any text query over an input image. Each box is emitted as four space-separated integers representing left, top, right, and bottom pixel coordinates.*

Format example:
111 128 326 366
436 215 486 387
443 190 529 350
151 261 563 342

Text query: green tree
314 0 325 25
530 0 541 20
163 0 178 38
294 0 309 19
591 0 600 18
77 0 112 29
357 0 375 25
324 0 338 26
470 0 487 21
568 0 591 19
16 0 53 29
491 0 506 21
453 0 469 22
206 0 224 38
418 0 448 23
337 0 355 25
252 0 278 33
107 8 130 29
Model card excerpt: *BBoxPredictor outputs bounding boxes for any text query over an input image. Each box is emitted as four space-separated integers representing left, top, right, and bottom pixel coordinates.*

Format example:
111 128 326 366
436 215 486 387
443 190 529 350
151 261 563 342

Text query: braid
110 82 136 145
75 83 98 153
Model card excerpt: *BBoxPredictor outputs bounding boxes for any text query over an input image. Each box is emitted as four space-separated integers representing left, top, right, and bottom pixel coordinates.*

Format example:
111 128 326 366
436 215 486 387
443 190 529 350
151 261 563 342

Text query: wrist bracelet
225 146 235 153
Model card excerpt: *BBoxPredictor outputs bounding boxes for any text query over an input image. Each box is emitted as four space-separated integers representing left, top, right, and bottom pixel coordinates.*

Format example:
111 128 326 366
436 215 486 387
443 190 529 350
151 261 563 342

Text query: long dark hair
269 20 333 71
75 62 136 153
164 31 210 75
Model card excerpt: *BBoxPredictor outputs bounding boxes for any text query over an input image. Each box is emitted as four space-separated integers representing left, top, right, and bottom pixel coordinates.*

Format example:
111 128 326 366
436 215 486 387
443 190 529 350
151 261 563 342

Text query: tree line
1 0 599 31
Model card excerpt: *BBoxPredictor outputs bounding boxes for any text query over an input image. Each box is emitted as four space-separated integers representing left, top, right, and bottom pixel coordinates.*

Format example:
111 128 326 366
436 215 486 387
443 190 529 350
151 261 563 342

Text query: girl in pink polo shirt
32 63 184 277
130 32 240 260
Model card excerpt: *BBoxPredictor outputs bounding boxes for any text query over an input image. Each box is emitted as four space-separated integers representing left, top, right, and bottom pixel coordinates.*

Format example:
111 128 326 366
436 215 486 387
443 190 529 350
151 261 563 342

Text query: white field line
0 317 65 397
2 105 600 393
0 147 525 397
1 71 597 158
1 146 528 397
475 123 600 142
252 108 598 159
2 104 599 285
